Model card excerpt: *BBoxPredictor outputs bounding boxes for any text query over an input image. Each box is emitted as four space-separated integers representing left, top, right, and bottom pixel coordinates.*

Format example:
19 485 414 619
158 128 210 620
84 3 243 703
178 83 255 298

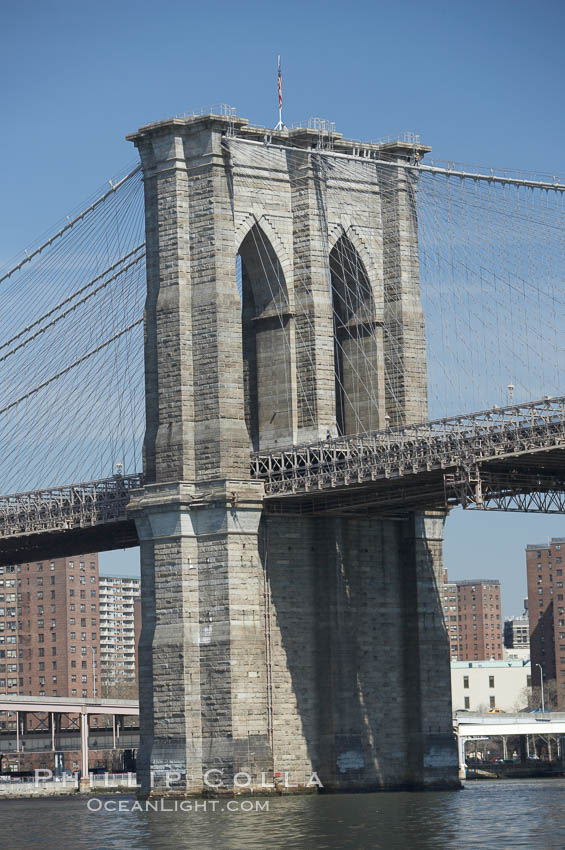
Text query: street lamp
91 647 97 699
536 663 545 712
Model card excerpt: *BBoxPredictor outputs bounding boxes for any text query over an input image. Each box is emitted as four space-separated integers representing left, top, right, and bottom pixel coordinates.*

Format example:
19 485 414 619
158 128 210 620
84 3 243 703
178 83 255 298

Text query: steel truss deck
0 396 564 562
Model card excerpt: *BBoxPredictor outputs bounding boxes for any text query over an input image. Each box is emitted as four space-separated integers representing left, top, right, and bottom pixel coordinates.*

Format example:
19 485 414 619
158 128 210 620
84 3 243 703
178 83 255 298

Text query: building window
463 676 469 689
490 696 495 708
489 676 495 688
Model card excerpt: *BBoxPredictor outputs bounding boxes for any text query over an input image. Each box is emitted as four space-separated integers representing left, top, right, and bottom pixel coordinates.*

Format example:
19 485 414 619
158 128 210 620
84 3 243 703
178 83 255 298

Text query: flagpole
275 54 284 130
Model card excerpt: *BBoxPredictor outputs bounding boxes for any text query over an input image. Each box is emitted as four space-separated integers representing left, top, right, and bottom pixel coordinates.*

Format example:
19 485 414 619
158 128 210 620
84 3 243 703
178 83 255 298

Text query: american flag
278 56 282 110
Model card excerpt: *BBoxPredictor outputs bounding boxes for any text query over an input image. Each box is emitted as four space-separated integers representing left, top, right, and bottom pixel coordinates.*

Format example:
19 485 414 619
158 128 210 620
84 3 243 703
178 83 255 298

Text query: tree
528 679 557 710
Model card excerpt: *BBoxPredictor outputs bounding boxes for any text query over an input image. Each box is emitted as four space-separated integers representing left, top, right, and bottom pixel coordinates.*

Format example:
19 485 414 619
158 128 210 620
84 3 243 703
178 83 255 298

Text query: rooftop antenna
274 55 285 130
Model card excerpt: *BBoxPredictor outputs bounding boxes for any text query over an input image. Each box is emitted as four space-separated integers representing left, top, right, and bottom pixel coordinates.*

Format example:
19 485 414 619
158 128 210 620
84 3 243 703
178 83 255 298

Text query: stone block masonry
126 112 459 794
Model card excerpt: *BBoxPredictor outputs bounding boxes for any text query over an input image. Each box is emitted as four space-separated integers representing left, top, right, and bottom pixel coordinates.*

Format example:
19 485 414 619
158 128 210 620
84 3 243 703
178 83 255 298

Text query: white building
98 575 141 685
451 659 531 713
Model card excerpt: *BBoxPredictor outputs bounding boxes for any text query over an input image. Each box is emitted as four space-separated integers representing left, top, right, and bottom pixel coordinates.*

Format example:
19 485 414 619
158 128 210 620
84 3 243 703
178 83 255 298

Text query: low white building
451 659 531 713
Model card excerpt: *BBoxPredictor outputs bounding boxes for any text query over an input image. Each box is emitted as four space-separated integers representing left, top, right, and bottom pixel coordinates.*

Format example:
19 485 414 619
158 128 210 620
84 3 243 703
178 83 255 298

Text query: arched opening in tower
330 235 380 436
237 224 294 451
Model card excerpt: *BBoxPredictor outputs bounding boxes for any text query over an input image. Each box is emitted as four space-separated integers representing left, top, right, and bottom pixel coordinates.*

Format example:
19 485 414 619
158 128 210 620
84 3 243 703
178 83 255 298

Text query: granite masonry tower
127 112 459 794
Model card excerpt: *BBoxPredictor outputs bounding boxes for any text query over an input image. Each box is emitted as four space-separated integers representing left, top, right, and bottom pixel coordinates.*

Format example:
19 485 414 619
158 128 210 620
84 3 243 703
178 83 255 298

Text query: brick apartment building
443 571 503 661
0 554 100 699
526 537 565 709
0 556 144 774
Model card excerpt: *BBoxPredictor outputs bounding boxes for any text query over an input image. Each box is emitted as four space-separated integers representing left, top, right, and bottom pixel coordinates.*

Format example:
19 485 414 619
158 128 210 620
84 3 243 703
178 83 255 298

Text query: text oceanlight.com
87 799 271 813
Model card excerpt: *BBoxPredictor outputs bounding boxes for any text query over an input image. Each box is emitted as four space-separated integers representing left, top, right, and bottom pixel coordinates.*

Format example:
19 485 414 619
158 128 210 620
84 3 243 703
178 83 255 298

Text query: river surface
1 779 564 849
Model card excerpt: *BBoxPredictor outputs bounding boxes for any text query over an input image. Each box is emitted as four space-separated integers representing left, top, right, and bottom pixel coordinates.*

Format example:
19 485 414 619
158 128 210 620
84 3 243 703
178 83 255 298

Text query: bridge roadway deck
455 712 565 738
0 694 139 716
0 396 564 564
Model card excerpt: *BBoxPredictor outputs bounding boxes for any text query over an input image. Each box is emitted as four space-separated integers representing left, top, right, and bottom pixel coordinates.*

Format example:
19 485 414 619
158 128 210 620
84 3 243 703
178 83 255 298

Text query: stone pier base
131 489 459 795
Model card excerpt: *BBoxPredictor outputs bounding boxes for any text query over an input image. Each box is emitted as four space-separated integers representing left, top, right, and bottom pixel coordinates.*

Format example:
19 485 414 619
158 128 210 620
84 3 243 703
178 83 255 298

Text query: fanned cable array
228 138 565 432
1 135 564 498
418 169 565 417
0 163 146 493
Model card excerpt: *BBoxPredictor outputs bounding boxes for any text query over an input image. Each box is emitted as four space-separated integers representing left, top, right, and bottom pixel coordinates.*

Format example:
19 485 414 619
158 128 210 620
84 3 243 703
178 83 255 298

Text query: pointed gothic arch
237 223 296 450
330 234 383 435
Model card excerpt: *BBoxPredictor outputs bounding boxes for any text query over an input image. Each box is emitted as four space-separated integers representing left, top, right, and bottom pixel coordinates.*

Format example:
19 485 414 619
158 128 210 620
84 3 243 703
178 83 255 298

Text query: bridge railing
251 395 565 495
0 474 143 538
0 397 564 536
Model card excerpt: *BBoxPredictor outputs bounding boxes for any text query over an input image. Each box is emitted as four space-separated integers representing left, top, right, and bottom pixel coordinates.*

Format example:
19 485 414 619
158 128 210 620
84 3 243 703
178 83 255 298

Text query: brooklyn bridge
1 109 564 793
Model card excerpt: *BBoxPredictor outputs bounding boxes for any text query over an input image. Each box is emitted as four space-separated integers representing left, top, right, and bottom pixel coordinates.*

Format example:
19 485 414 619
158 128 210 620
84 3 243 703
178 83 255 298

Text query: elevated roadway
1 396 565 564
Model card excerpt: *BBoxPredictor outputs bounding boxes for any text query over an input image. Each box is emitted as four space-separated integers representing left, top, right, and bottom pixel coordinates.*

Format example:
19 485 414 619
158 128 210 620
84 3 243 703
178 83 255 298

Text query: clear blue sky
1 0 564 611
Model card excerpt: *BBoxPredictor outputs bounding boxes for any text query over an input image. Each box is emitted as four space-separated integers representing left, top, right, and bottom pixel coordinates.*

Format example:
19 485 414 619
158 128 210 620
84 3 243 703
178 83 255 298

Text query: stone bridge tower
127 113 459 794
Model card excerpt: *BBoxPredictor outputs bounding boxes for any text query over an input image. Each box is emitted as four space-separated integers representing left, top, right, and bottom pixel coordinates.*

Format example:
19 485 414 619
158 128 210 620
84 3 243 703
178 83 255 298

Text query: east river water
1 779 564 849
